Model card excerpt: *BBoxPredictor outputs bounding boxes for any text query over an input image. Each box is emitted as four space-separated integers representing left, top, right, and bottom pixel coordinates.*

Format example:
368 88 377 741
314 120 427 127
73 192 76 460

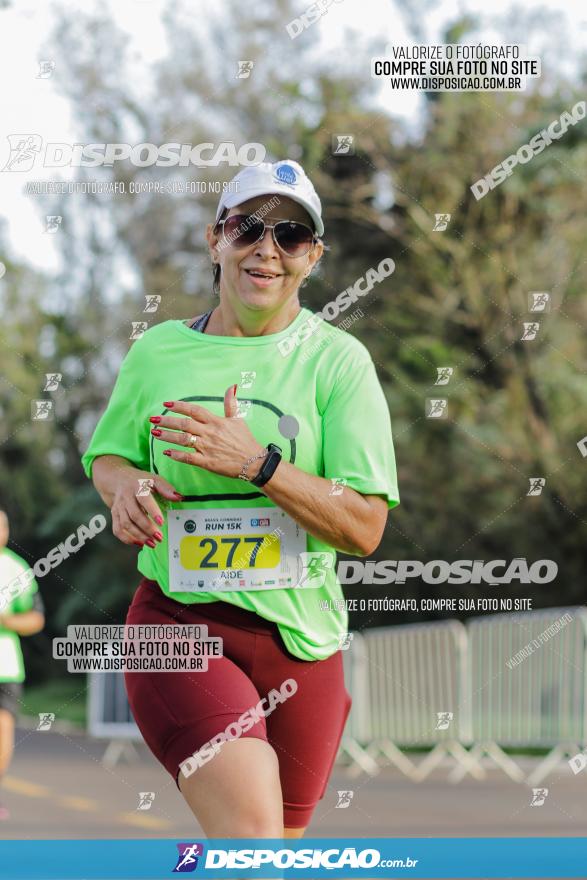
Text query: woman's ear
206 223 221 263
308 238 324 272
207 208 229 260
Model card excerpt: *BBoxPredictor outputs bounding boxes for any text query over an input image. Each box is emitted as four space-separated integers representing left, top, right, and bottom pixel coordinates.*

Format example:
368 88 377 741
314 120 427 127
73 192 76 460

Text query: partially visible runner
82 159 400 839
0 510 45 820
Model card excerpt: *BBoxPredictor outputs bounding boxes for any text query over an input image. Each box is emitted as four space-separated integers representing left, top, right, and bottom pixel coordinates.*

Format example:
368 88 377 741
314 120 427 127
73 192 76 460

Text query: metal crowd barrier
87 672 142 766
459 606 587 783
339 632 379 775
357 620 477 781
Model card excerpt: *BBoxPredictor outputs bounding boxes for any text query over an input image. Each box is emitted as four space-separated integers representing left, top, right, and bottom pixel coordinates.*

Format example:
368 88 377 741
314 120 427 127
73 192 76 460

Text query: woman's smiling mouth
243 268 283 286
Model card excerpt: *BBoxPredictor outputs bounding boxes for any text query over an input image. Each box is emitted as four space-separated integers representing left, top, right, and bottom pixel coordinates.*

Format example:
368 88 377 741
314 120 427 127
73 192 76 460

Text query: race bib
0 635 20 680
168 507 308 592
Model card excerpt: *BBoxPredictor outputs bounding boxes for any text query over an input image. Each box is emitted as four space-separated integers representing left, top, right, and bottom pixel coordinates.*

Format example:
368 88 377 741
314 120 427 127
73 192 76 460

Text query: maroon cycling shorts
124 578 352 829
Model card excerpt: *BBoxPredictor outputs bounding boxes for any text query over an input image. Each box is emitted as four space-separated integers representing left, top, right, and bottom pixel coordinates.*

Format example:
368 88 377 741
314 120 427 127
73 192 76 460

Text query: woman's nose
253 228 279 256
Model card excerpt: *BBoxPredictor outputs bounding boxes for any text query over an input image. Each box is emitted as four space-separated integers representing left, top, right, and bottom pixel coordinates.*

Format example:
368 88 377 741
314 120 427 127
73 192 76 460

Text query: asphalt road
0 725 584 879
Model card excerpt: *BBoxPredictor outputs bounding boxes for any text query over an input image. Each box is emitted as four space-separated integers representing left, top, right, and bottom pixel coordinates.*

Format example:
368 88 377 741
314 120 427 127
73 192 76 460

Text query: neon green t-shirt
0 547 40 683
81 307 400 660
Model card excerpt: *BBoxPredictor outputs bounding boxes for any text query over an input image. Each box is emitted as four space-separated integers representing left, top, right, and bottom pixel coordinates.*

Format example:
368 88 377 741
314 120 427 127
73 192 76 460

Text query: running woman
0 510 45 820
81 159 400 839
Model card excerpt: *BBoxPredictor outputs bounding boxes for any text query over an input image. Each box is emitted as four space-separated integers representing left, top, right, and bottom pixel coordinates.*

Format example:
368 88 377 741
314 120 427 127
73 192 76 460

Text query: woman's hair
212 262 222 296
211 207 325 295
212 207 228 295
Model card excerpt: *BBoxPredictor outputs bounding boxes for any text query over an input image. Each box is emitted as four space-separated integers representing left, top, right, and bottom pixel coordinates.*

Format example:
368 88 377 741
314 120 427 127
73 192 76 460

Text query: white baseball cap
215 159 324 236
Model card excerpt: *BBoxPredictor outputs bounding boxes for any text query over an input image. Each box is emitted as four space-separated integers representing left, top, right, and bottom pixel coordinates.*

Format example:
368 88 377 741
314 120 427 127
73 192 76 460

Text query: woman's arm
91 455 183 546
0 610 44 636
151 391 390 556
262 467 388 555
92 455 146 508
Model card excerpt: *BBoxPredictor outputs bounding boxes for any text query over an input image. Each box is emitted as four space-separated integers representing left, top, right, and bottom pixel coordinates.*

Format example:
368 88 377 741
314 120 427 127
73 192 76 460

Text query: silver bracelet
238 448 268 481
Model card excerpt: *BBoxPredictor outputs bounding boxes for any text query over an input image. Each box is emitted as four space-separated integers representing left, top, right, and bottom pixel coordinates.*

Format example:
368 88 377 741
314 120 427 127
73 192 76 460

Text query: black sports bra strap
190 310 213 333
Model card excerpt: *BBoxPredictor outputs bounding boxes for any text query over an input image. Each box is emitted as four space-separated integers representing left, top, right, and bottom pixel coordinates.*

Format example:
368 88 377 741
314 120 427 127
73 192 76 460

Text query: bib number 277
179 534 280 571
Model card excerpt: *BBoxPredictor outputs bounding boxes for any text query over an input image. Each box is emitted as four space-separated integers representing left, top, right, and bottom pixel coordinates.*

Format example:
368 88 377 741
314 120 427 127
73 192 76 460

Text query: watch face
255 448 282 487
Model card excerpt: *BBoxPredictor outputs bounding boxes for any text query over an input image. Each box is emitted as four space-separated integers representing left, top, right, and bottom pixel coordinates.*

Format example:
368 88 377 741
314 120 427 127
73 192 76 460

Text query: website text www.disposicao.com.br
200 846 418 871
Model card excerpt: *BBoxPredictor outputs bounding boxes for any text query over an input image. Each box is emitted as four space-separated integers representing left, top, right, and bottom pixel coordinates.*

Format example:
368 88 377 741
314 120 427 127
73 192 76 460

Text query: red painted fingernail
146 539 156 548
133 541 143 547
232 384 238 395
163 401 174 407
151 428 162 437
154 515 164 525
163 449 172 456
153 531 163 541
173 492 184 500
149 416 161 424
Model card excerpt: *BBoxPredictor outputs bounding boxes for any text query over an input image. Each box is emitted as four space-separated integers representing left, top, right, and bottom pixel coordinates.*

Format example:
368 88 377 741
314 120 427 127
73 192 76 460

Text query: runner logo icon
296 552 334 589
173 843 204 872
2 134 42 171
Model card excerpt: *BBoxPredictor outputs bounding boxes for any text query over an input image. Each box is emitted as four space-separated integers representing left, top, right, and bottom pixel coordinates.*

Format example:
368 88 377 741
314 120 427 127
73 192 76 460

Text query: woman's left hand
149 385 267 479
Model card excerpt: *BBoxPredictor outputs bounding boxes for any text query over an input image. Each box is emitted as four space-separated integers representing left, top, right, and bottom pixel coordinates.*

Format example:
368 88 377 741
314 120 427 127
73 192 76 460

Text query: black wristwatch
250 443 283 487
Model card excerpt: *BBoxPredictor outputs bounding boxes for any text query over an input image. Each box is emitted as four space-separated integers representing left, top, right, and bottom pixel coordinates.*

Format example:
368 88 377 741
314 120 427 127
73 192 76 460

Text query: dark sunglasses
215 213 318 257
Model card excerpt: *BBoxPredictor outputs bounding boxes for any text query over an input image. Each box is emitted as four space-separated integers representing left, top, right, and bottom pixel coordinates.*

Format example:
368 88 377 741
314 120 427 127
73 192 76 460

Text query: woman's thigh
253 639 352 828
178 737 284 838
0 683 20 773
124 597 269 782
0 708 16 773
123 585 286 836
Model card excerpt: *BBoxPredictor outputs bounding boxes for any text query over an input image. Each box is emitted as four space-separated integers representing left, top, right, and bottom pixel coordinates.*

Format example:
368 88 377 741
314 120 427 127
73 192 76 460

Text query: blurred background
0 0 586 843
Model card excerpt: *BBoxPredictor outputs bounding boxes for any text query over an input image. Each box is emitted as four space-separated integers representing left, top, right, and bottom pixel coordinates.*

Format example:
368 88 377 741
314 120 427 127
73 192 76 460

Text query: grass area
388 744 554 757
21 676 87 728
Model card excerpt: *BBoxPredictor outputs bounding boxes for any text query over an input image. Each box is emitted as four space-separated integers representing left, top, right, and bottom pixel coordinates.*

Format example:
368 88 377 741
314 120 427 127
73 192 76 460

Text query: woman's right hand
110 469 183 548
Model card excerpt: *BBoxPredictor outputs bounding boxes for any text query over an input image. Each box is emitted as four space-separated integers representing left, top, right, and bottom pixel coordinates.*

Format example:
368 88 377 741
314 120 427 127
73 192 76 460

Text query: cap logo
274 163 298 186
